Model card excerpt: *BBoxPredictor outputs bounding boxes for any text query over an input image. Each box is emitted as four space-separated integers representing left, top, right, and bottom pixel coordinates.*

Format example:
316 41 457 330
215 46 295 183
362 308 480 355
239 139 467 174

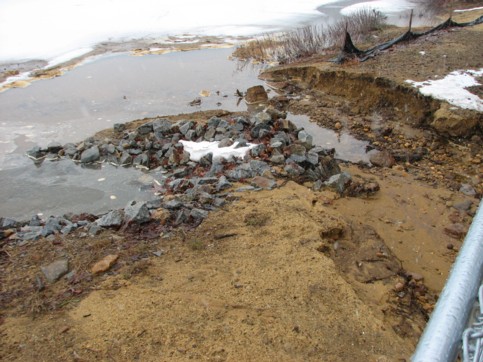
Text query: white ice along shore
179 140 257 162
340 0 414 16
0 0 343 63
405 69 483 112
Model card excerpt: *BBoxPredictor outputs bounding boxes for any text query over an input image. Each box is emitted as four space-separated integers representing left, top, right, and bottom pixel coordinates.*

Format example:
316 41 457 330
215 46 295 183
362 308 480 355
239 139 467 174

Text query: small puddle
288 113 370 163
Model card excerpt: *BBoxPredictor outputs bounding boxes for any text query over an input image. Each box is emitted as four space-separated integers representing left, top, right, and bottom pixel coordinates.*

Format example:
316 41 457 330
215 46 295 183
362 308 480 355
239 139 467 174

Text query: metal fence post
412 200 483 362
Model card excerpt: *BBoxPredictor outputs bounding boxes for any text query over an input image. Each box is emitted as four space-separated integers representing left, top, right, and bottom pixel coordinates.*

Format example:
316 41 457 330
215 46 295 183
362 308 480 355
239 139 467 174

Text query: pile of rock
25 111 338 174
9 109 380 244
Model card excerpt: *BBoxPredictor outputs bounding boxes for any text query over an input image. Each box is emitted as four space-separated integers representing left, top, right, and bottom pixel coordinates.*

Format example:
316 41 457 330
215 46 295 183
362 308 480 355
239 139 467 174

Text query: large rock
250 123 271 139
133 153 150 168
444 223 466 239
124 201 150 223
1 218 18 229
113 123 126 132
253 111 272 125
298 130 313 149
152 118 172 135
369 150 396 168
47 141 63 153
245 85 268 104
325 172 352 194
190 208 209 220
80 146 100 163
431 103 479 137
91 254 119 274
41 217 63 237
226 163 254 180
137 122 153 135
41 259 69 283
96 210 124 227
251 176 276 190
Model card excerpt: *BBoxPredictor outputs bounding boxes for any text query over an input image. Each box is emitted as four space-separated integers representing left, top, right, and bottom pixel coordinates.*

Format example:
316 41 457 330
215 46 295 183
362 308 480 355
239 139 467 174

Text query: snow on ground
340 0 414 16
179 140 257 162
406 69 483 112
454 7 483 13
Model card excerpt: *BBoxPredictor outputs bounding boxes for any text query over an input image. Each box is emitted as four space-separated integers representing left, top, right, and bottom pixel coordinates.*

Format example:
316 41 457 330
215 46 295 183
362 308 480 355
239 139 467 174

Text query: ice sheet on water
0 0 341 62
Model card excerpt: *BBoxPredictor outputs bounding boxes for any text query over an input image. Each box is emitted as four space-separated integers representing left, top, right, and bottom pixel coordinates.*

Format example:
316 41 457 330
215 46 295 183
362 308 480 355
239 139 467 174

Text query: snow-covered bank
406 69 483 112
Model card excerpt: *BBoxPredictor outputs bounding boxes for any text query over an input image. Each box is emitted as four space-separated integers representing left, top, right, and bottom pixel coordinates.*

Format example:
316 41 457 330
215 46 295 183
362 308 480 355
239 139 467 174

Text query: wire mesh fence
462 284 483 362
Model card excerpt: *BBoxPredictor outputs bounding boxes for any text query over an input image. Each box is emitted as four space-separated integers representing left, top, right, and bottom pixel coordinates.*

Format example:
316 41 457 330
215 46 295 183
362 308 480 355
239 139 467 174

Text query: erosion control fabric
332 14 483 63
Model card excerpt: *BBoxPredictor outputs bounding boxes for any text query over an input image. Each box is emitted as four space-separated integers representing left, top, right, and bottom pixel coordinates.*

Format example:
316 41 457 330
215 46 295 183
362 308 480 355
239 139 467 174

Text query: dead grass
0 227 162 317
234 8 387 64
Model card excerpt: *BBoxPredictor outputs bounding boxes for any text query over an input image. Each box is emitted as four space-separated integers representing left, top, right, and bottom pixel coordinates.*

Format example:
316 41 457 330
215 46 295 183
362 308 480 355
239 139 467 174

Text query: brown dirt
1 8 482 362
4 175 470 361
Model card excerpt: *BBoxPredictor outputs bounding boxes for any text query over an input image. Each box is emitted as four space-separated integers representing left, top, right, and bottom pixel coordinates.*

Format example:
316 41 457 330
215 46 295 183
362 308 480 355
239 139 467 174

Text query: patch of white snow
454 7 483 12
179 140 257 162
405 69 483 111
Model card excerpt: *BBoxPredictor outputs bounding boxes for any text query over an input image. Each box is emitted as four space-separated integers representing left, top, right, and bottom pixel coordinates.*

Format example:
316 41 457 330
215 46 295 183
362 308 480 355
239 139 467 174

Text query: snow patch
405 69 483 111
179 140 257 162
454 7 483 13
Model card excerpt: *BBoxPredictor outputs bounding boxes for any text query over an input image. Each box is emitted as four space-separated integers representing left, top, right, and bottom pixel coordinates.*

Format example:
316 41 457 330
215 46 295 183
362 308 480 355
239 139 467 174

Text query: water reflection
0 48 265 219
0 48 265 166
288 113 370 163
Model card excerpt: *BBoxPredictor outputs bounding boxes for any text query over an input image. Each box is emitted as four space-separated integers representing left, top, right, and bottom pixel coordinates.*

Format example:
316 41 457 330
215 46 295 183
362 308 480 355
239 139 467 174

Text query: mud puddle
288 113 370 163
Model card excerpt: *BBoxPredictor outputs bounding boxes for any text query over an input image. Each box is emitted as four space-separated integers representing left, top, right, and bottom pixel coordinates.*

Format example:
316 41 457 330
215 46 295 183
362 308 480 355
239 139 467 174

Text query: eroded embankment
262 65 482 138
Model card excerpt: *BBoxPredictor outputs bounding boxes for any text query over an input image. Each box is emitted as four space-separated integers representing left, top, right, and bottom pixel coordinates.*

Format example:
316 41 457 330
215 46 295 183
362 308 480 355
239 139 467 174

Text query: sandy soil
1 6 482 362
3 173 468 361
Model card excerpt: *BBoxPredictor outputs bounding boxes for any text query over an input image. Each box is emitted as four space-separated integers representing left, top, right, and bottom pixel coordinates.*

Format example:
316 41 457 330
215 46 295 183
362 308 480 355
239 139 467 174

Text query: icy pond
0 0 424 219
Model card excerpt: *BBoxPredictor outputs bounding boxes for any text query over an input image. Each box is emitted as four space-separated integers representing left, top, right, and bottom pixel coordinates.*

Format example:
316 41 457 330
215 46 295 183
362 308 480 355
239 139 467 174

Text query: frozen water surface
0 0 423 219
0 0 342 62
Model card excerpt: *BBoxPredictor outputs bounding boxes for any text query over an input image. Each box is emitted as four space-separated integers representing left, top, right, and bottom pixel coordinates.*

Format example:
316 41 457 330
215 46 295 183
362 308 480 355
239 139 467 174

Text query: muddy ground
1 7 483 362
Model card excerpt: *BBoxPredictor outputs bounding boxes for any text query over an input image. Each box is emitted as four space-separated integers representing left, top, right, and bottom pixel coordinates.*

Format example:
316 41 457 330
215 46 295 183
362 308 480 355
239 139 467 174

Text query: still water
0 48 370 220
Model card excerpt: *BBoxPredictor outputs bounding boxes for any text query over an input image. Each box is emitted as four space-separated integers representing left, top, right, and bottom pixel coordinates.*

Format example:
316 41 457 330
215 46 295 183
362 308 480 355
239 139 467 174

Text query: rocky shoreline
2 87 381 252
1 10 482 359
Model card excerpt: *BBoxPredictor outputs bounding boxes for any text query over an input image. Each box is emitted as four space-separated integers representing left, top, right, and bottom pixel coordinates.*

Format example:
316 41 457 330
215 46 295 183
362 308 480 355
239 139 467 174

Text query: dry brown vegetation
234 8 387 63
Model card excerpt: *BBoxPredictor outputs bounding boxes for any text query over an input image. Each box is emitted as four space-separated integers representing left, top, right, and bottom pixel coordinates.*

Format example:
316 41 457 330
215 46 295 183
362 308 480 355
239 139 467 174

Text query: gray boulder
96 210 124 227
152 118 172 135
325 172 352 194
41 259 69 283
80 146 100 163
124 201 150 223
137 122 153 135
